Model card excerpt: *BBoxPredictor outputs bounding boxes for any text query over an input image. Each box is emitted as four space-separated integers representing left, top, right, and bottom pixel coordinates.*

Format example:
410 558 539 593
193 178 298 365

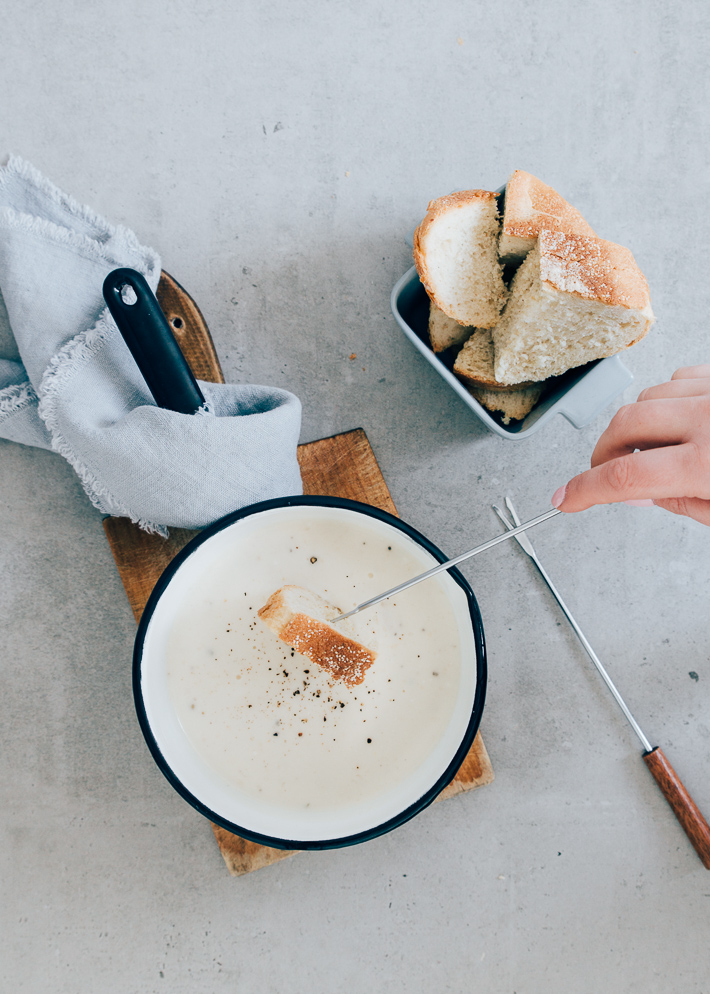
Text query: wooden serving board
104 272 494 876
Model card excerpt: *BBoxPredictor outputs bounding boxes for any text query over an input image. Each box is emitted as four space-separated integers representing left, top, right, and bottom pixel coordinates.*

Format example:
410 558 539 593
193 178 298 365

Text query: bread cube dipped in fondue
257 585 377 687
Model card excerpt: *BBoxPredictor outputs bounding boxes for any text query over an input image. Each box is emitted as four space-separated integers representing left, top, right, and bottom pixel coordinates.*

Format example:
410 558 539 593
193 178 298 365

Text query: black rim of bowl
133 495 487 851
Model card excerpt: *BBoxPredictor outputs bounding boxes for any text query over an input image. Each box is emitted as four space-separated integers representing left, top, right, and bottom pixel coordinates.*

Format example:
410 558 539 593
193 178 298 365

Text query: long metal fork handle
493 499 652 753
331 507 561 622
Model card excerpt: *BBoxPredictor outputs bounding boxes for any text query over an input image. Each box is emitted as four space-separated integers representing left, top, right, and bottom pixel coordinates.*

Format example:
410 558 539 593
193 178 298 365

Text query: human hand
551 364 710 526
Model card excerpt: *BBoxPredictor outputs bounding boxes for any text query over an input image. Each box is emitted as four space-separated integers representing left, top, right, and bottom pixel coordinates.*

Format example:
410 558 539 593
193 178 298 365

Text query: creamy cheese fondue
159 507 469 820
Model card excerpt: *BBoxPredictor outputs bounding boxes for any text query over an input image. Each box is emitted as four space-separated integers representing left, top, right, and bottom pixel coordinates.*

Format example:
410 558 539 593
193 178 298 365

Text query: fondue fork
494 496 710 870
330 507 561 623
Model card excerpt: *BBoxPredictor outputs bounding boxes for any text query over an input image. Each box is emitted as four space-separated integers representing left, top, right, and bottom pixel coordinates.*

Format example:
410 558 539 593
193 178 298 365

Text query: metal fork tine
505 495 523 527
492 503 515 530
498 497 537 559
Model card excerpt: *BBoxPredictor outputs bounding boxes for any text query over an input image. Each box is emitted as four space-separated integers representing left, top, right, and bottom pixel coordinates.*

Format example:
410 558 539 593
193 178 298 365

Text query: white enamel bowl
133 496 487 850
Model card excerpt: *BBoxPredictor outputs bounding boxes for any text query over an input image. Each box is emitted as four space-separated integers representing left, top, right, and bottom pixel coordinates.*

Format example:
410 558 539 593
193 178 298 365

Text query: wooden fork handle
643 747 710 869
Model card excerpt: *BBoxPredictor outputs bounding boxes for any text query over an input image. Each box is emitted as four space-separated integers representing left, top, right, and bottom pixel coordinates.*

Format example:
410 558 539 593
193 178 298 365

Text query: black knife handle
103 268 206 415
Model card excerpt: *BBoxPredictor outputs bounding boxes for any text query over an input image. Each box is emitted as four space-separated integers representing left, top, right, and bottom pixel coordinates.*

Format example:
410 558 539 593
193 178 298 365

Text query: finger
654 497 710 527
671 364 710 380
590 398 696 467
637 378 710 402
554 443 704 512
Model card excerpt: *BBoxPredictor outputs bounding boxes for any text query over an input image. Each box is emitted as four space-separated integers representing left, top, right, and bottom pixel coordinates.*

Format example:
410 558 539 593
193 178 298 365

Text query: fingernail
623 499 655 507
551 484 567 508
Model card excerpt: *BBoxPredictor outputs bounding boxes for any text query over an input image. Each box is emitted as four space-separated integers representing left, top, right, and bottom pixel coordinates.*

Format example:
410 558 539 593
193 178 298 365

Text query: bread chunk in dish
492 230 655 385
257 585 376 687
428 302 473 353
453 328 545 423
499 170 596 265
413 190 507 328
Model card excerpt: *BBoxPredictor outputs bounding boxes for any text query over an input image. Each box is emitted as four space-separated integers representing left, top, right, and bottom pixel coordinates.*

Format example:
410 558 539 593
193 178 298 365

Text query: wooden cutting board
103 271 494 876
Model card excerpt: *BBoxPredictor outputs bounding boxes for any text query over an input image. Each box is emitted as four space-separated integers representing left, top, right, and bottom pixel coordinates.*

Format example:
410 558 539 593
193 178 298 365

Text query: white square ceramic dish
391 263 634 440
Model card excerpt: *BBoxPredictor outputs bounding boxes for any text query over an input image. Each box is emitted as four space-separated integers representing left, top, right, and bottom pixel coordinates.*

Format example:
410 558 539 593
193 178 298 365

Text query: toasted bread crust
539 230 653 313
258 586 376 687
280 614 375 686
455 367 539 391
413 190 499 325
465 382 545 422
503 171 596 241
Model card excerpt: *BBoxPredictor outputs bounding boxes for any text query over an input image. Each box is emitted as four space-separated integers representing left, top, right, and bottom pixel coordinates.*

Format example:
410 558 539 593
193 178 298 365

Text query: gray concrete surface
2 1 710 991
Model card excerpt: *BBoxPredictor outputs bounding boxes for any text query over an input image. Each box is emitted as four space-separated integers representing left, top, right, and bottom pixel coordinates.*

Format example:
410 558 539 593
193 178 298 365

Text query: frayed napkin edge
1 155 146 252
0 379 37 417
0 204 160 278
36 309 169 535
0 155 167 534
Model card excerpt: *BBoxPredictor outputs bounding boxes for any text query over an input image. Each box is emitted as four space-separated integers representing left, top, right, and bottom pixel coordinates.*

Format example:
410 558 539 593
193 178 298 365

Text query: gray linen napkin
0 157 303 532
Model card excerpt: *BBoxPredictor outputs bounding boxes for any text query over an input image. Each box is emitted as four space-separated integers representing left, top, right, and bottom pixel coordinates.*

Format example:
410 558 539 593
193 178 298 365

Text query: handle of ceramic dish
556 355 633 428
103 268 206 415
643 747 710 869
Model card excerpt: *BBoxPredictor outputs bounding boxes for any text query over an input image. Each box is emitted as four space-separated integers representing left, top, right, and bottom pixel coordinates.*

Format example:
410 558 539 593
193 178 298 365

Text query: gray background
2 1 709 991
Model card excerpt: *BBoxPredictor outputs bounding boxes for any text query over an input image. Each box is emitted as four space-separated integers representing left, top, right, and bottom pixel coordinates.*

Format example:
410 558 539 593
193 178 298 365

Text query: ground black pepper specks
166 515 462 811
